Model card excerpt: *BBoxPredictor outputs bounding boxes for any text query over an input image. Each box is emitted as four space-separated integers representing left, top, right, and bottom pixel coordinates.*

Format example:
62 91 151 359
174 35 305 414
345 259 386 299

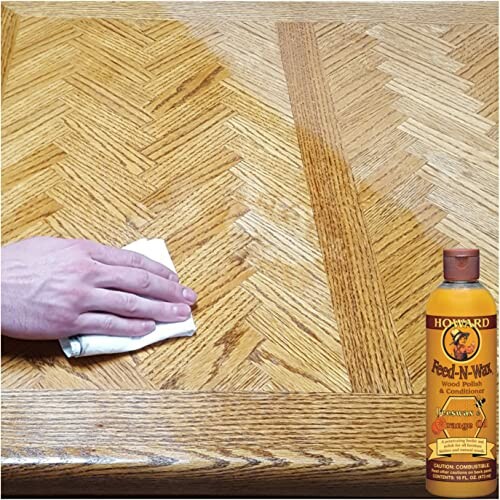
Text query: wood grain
1 2 498 496
278 23 412 394
2 0 497 397
4 1 498 24
2 15 351 393
1 5 19 97
315 20 498 392
1 391 427 497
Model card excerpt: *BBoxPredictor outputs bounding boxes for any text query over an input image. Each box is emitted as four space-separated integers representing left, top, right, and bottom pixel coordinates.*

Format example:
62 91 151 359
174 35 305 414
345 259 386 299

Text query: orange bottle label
426 314 497 482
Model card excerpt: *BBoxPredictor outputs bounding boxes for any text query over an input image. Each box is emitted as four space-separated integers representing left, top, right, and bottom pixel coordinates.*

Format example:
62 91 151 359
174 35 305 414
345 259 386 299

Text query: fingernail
173 303 191 318
170 273 179 282
182 287 197 303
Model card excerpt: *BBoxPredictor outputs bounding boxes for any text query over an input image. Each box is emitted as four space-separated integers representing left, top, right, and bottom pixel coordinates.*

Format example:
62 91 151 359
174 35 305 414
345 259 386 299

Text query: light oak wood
1 1 497 496
4 1 498 23
314 20 498 391
2 391 427 497
1 5 19 97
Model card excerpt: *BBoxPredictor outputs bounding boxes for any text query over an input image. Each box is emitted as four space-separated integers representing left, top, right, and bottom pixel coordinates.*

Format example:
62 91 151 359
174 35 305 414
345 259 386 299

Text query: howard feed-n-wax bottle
426 248 497 498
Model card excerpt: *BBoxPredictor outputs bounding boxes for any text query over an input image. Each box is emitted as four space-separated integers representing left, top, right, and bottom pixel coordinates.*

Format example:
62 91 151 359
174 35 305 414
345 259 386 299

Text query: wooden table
1 1 498 496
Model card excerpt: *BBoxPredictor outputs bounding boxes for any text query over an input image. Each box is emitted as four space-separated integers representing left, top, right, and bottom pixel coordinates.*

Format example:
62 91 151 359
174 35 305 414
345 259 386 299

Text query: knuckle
102 316 116 333
103 269 121 288
63 283 84 305
66 257 91 276
66 312 81 329
47 277 82 311
121 294 138 314
82 259 100 280
129 252 143 268
73 239 92 253
69 286 92 312
51 305 79 329
138 271 151 290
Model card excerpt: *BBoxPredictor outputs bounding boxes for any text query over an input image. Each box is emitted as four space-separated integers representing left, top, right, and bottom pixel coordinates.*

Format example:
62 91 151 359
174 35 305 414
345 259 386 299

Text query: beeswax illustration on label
426 249 497 498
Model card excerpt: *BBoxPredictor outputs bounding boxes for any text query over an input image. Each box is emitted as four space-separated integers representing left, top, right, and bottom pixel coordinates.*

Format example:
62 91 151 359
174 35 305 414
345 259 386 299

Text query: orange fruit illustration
431 416 447 435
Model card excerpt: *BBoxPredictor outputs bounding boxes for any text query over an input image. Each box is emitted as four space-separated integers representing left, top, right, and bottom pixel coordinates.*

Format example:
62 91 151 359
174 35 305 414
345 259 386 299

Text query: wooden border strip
1 5 20 98
4 1 498 24
2 391 426 497
278 23 412 394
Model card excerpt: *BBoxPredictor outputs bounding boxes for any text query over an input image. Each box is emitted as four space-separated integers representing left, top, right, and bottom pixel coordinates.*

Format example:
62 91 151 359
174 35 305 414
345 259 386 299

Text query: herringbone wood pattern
2 13 497 394
316 21 498 392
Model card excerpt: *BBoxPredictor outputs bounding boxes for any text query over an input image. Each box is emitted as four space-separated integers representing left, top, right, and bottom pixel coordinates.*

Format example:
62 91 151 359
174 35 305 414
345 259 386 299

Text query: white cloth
59 238 196 358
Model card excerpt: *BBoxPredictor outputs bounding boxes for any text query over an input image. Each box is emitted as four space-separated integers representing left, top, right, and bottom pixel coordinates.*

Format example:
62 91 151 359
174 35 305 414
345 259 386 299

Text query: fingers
86 289 192 322
87 242 179 282
94 264 197 305
75 313 156 337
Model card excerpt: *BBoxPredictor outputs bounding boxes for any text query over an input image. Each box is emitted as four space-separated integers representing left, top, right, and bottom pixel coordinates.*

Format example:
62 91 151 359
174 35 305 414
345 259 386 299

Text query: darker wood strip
2 391 426 497
2 144 66 192
1 5 19 98
2 193 61 243
278 23 412 394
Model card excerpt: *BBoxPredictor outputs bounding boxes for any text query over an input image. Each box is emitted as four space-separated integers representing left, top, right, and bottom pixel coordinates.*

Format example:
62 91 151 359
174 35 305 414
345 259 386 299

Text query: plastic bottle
426 248 497 497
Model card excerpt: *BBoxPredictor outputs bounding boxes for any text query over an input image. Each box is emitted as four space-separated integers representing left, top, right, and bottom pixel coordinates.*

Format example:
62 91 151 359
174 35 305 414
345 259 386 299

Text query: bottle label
426 314 497 482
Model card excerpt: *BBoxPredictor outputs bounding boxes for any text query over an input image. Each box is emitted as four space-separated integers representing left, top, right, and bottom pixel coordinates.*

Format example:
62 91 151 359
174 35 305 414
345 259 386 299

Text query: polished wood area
1 1 498 496
2 391 426 497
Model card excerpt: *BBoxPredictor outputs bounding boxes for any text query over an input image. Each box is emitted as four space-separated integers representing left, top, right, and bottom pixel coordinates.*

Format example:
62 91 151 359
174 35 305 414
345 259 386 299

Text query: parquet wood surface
1 2 498 496
2 391 427 497
5 1 498 23
2 5 497 396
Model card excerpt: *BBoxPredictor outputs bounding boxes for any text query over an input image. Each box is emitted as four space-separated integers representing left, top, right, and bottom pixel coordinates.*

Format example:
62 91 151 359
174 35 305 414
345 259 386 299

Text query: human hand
1 237 197 340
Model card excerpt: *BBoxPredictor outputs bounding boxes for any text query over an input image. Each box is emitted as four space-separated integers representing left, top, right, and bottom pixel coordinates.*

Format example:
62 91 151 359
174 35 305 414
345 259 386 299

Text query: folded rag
59 238 196 358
